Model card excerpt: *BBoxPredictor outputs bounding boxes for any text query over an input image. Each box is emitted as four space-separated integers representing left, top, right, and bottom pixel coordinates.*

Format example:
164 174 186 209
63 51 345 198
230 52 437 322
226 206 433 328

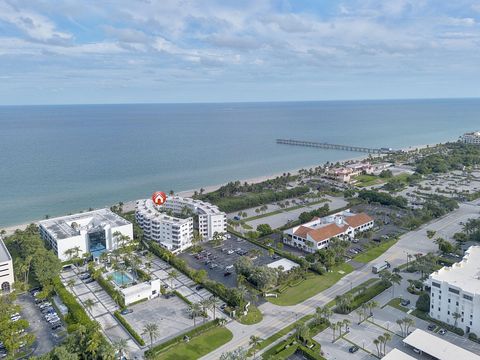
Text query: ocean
1 99 479 227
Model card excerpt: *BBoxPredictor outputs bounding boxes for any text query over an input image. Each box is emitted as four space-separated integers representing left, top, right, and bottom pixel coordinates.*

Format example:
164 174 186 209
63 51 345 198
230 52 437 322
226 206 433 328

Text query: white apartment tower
428 246 480 335
135 196 227 252
0 239 14 294
460 131 480 145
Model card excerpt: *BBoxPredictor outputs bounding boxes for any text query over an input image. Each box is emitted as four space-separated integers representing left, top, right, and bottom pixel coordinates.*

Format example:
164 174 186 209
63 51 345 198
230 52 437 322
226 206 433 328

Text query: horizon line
1 96 480 107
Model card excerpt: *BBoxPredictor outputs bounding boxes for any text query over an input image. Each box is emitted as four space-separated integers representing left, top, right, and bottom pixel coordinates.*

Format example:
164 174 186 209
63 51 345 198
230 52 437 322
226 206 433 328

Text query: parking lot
178 233 282 289
17 293 64 356
244 196 348 230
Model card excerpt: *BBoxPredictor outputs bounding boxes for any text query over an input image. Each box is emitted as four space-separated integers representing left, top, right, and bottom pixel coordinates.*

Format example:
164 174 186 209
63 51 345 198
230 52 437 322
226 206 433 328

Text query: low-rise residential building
38 209 133 261
283 210 374 253
428 246 480 335
135 196 226 252
460 131 480 145
0 239 14 294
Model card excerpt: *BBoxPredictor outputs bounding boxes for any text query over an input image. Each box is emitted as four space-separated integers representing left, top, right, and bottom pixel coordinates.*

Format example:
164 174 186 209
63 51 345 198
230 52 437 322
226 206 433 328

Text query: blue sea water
1 99 479 227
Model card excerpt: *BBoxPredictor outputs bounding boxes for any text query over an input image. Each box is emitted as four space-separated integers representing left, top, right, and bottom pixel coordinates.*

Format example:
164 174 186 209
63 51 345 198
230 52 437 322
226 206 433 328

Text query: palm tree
113 338 128 359
396 318 405 336
210 296 221 320
84 298 95 315
168 269 179 289
453 312 461 327
382 332 392 355
188 302 202 327
199 298 211 323
377 335 385 357
249 335 262 359
373 338 381 357
330 322 338 342
355 308 364 324
66 278 76 290
142 323 159 349
337 321 344 337
403 317 415 336
367 300 379 321
342 319 351 334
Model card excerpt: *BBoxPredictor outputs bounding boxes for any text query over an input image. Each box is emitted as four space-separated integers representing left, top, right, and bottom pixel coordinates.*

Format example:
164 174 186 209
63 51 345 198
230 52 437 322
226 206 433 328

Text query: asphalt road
200 200 480 359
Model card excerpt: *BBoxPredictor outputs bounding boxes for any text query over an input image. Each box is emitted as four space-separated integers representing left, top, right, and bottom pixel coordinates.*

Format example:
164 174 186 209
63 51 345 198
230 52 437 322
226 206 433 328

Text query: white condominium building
136 196 226 252
428 246 480 335
283 210 374 253
460 131 480 145
38 209 133 261
163 196 226 241
136 199 193 252
0 239 14 294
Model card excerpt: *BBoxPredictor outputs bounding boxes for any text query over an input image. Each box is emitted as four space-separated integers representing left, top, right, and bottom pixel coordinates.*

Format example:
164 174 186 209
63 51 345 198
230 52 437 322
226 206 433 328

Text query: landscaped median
237 305 263 325
144 319 232 360
268 263 354 306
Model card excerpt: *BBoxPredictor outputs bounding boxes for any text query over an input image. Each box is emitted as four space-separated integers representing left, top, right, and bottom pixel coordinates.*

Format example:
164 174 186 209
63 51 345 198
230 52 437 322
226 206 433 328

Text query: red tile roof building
283 210 374 253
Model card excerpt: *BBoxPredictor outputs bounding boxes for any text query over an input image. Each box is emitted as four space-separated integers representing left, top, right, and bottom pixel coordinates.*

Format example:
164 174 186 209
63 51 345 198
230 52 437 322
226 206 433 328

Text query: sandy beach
0 142 439 236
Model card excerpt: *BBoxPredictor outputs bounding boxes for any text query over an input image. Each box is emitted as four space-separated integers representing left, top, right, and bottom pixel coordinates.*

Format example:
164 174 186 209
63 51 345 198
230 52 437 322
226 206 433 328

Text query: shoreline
0 142 438 236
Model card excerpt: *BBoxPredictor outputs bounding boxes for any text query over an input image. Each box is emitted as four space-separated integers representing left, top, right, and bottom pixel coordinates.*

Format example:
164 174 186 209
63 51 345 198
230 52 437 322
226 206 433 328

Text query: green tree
249 335 262 359
142 323 159 349
416 293 430 312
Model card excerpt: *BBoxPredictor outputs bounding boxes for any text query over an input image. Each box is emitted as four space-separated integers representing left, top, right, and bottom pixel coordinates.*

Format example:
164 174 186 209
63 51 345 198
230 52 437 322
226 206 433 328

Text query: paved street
201 200 480 359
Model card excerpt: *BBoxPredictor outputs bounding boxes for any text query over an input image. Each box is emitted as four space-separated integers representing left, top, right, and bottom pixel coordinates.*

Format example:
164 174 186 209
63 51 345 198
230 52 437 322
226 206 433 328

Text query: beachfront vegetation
415 143 480 174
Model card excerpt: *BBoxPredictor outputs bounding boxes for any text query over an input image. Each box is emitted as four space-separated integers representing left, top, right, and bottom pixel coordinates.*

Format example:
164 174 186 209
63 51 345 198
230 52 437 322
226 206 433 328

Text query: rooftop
38 208 131 240
0 239 12 263
382 349 416 360
430 246 480 294
403 329 480 360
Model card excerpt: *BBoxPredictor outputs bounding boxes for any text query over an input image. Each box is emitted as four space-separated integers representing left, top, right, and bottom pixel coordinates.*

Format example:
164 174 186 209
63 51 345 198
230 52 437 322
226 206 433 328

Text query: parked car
224 271 232 277
439 328 447 335
427 324 436 331
400 299 411 306
349 345 359 353
84 278 95 284
120 309 133 315
51 324 62 330
195 285 204 291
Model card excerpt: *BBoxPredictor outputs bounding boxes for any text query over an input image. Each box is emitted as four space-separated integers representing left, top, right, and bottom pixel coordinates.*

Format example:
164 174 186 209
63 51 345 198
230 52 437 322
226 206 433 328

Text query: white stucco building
135 196 226 252
283 210 374 253
428 246 480 335
121 279 161 305
38 209 133 262
0 239 14 294
460 131 480 145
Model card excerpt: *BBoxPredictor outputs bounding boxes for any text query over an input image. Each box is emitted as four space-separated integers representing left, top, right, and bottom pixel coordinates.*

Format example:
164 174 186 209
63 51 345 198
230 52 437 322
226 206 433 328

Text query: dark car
349 345 359 353
195 285 204 291
51 323 62 330
427 324 436 331
84 278 95 284
439 328 447 335
224 271 232 277
120 309 133 315
400 299 411 306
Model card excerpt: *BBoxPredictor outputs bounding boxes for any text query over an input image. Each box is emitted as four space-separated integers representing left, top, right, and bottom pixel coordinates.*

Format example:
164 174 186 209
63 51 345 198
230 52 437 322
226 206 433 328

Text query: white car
11 316 21 322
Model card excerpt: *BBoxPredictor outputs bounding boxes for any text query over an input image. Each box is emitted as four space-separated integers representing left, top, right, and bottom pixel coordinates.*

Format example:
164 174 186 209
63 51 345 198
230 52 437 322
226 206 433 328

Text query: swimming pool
110 271 134 286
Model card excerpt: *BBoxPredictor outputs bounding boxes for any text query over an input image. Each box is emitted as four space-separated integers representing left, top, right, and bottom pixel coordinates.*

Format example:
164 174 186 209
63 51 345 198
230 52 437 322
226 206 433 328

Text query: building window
449 288 460 295
448 299 451 303
464 294 473 301
432 282 441 288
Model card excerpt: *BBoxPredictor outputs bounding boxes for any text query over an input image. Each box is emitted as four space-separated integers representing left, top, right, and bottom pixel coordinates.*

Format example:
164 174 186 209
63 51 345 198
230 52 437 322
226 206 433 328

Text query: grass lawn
242 199 329 223
268 263 354 306
354 174 384 187
383 298 409 312
152 327 233 360
353 239 397 263
238 305 263 325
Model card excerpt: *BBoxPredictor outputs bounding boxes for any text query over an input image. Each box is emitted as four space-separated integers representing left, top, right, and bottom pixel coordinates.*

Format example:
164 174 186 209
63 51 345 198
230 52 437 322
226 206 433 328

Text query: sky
1 0 480 105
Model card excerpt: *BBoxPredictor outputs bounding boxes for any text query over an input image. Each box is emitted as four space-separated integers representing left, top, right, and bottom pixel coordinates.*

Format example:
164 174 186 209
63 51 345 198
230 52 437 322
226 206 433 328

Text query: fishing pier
276 139 396 154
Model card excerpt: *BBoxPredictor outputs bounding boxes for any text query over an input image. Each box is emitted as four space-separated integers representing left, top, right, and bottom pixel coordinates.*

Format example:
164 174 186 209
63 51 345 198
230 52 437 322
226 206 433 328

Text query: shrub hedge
53 277 92 327
93 273 125 308
114 311 146 346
